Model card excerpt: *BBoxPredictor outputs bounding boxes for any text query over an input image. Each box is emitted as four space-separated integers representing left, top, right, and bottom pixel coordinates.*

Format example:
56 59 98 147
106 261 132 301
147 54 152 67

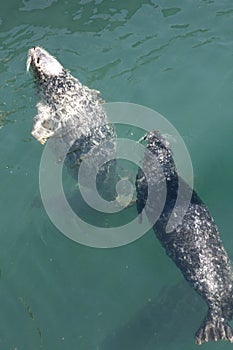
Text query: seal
136 130 233 345
27 46 117 197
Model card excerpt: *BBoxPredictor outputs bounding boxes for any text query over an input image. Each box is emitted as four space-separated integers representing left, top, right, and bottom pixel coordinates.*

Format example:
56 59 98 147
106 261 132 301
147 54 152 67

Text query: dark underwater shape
101 282 205 350
136 130 233 345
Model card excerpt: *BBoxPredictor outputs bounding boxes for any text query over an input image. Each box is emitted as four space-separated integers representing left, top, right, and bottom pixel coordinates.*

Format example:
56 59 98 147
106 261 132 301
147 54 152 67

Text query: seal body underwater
136 130 233 345
27 46 117 197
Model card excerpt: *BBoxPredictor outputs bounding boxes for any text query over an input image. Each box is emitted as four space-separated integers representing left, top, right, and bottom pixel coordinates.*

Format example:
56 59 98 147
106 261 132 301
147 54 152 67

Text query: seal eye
37 57 40 64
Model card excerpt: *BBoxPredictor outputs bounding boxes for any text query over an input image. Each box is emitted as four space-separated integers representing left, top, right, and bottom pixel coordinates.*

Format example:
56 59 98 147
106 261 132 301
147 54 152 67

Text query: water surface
0 1 233 349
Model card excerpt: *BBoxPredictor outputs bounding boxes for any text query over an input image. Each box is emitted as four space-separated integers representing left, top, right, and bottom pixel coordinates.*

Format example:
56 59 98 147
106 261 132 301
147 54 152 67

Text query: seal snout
26 52 32 72
26 46 64 76
139 130 170 150
26 47 38 72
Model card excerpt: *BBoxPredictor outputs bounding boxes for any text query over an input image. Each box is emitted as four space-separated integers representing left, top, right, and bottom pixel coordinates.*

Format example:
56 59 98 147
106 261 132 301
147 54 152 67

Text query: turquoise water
0 0 233 349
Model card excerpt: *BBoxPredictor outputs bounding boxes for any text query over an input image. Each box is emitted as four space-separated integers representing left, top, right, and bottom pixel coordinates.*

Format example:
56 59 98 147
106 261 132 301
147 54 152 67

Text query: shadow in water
100 282 206 350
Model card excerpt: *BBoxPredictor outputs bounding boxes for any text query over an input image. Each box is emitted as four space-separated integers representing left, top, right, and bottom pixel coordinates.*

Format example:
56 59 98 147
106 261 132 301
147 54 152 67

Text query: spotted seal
27 46 116 197
136 130 233 345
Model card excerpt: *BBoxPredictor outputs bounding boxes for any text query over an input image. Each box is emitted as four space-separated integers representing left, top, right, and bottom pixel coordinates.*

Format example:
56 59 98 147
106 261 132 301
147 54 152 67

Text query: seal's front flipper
195 317 233 345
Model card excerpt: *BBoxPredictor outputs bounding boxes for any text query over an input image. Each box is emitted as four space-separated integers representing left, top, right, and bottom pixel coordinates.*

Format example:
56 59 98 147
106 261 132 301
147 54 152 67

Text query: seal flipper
195 316 233 345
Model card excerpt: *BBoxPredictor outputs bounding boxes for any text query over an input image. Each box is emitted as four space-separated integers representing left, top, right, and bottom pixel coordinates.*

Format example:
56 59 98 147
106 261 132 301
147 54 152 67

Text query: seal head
27 46 64 79
26 46 110 145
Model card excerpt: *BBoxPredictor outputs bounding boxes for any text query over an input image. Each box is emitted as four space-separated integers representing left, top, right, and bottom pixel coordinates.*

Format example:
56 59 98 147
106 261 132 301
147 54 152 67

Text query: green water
0 1 233 349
